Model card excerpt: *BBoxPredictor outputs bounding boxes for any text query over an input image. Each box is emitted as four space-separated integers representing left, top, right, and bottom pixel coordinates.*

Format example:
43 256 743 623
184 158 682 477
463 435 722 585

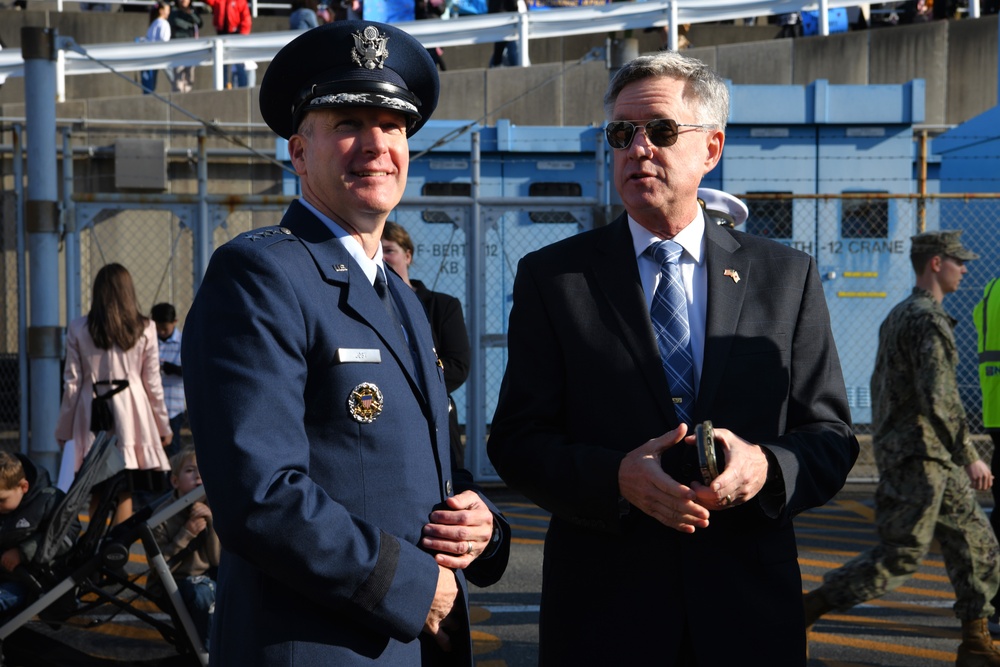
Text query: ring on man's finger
464 540 473 555
724 494 733 506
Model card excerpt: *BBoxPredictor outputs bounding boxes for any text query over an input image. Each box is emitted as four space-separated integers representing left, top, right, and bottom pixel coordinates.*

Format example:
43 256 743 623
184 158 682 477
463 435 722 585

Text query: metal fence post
13 125 28 456
63 127 81 322
466 132 485 478
23 26 64 477
194 128 211 293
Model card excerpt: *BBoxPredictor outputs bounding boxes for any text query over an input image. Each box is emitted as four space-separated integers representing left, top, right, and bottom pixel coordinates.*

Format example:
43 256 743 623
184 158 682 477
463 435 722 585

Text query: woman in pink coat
55 263 173 524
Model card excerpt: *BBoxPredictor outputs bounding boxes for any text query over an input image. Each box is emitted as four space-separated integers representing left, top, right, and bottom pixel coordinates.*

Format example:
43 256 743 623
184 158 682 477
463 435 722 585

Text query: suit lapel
281 204 428 402
591 215 680 425
695 221 749 419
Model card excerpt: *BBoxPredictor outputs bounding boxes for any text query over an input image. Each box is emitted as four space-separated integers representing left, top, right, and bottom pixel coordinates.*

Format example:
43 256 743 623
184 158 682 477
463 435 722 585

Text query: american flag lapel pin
724 269 740 284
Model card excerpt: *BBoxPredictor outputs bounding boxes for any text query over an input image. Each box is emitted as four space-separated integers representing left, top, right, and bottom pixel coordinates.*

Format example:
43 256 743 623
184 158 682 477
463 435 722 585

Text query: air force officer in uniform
182 21 509 666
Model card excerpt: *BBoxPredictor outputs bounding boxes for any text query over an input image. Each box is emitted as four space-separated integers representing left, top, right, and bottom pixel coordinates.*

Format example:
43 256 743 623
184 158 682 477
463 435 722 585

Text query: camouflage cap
910 229 979 261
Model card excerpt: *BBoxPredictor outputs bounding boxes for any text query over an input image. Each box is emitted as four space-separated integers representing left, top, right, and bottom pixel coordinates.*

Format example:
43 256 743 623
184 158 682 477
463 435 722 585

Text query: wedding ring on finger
464 540 473 555
722 494 733 506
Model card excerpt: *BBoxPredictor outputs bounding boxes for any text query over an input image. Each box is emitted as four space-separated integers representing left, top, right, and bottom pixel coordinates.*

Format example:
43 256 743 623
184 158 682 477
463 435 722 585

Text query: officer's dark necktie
374 265 418 378
646 239 696 424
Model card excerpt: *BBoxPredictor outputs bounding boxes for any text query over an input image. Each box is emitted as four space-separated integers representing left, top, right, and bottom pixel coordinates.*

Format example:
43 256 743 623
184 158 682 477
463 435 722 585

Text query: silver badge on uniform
352 27 389 70
348 382 384 423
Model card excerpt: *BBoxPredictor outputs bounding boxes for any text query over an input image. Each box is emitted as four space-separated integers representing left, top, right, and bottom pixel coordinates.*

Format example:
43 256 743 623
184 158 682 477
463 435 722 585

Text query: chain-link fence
1 154 998 481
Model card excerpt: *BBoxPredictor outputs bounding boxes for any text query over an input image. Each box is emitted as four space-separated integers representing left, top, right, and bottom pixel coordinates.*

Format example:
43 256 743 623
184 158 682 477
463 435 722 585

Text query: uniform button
445 480 453 495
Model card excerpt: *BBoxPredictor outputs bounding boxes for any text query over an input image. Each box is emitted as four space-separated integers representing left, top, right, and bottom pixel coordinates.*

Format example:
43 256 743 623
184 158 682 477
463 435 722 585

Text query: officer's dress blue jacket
183 201 509 666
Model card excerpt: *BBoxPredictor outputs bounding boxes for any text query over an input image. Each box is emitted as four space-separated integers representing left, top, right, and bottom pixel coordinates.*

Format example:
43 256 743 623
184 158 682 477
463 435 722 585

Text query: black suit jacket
488 213 858 665
411 279 470 468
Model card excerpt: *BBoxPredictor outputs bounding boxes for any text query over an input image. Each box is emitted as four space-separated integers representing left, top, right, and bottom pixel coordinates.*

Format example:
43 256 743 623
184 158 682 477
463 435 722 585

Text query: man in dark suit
182 21 509 666
487 51 859 665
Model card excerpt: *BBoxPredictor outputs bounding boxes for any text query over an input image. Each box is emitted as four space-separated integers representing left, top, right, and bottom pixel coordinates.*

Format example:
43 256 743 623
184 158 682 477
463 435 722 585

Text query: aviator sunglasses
605 118 717 150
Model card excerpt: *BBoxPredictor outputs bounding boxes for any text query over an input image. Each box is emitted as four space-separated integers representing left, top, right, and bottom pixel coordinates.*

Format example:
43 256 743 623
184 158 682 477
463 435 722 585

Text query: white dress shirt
298 199 387 284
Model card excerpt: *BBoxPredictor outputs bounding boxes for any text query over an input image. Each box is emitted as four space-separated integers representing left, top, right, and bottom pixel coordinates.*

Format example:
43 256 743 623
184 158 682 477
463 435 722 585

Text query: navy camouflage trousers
821 457 1000 621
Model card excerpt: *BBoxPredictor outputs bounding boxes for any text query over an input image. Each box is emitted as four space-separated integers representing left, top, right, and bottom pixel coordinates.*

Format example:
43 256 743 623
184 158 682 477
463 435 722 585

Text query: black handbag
91 380 129 434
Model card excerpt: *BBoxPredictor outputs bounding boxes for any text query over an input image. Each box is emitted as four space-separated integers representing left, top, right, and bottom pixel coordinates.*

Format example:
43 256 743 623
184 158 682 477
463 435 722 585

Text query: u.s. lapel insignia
724 269 741 284
333 264 348 272
352 26 389 70
347 382 383 423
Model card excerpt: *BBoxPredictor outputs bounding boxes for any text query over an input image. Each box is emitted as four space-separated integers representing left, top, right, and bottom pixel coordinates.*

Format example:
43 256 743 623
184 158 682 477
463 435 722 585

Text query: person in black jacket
169 0 203 93
0 451 70 616
382 221 472 469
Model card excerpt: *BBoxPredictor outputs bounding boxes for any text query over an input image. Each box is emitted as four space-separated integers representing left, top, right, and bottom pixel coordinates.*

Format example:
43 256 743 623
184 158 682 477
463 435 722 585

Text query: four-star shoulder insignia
243 227 293 242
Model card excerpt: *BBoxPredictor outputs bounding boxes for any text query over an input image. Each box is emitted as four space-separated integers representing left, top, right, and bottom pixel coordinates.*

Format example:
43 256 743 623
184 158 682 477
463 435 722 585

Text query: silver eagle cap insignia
352 26 389 70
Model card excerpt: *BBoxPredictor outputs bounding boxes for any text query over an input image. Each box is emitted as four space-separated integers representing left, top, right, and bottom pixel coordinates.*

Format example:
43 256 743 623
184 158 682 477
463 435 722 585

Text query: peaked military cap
910 229 979 261
259 20 440 140
698 187 748 227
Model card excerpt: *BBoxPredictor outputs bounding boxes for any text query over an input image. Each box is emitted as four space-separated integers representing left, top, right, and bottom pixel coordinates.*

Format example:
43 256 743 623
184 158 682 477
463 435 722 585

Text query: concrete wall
1 11 998 129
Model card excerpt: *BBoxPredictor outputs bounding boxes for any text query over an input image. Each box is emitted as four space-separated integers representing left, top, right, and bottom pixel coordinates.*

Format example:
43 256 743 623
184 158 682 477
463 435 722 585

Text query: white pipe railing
0 0 983 92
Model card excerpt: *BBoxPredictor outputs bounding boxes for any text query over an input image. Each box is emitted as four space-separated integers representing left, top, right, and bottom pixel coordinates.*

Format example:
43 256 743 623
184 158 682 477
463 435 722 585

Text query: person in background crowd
56 264 172 526
805 231 1000 667
290 0 320 30
974 275 1000 627
487 0 519 67
203 0 254 88
382 221 471 469
776 12 801 38
0 452 74 619
150 446 220 650
168 0 202 93
151 303 186 459
416 0 448 70
182 21 509 665
141 0 172 95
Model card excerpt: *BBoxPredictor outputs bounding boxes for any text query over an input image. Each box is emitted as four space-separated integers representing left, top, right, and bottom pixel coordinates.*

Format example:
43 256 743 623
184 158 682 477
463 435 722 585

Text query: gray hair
604 51 729 131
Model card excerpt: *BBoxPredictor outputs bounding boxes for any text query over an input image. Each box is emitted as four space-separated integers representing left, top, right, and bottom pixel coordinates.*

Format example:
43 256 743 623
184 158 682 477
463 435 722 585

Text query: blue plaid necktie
647 240 696 424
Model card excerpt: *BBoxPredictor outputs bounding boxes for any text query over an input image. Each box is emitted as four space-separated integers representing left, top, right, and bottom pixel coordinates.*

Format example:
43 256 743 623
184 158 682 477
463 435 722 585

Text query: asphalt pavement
3 483 997 667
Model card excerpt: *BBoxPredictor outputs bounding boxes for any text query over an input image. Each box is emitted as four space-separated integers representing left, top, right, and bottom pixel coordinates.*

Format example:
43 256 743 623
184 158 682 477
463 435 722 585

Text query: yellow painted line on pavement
801 545 949 572
800 546 869 558
811 629 955 661
796 532 879 547
504 511 551 522
865 598 955 618
509 523 548 534
796 512 874 525
512 537 544 545
817 613 960 640
472 630 502 656
86 622 166 642
801 573 955 600
835 499 876 521
866 584 954 600
800 559 951 583
470 606 491 624
795 520 878 534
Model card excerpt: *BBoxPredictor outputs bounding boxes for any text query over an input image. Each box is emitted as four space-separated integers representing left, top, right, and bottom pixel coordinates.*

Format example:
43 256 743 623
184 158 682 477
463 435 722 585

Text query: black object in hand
161 361 182 376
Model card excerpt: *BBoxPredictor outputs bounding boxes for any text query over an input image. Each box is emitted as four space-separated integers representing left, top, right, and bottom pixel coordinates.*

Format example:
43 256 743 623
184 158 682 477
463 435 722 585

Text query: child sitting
0 451 71 616
151 446 220 649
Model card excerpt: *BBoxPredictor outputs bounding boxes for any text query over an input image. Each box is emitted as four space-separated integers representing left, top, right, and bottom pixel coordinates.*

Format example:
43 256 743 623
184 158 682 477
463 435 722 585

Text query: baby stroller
0 432 209 666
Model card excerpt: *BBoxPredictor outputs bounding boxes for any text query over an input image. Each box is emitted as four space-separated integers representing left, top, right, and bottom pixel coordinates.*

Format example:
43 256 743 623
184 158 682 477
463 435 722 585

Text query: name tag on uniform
335 348 382 363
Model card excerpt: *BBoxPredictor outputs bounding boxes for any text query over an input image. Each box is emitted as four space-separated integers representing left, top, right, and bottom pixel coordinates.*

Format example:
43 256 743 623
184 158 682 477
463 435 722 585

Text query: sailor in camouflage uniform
804 230 1000 666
